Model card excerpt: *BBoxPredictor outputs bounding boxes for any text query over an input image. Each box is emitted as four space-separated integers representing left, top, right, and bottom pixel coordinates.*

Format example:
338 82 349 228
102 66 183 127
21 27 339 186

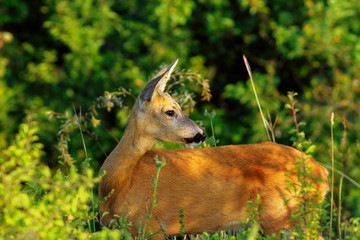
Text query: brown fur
98 61 328 239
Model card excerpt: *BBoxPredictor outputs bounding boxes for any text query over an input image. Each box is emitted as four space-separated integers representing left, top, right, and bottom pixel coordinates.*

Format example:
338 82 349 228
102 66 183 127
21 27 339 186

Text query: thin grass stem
73 105 95 232
321 163 360 189
338 175 344 239
330 112 335 238
242 55 271 142
210 114 216 147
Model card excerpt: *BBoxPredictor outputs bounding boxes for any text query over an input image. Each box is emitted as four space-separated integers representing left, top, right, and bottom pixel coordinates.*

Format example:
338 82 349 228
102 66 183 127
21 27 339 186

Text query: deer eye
165 110 175 117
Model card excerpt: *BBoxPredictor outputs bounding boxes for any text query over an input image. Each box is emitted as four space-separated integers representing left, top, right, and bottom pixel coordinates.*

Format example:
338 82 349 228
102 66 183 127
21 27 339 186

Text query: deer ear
139 59 178 103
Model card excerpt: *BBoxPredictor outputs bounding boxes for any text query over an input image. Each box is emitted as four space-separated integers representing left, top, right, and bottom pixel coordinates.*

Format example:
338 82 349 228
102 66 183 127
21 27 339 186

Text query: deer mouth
184 133 206 145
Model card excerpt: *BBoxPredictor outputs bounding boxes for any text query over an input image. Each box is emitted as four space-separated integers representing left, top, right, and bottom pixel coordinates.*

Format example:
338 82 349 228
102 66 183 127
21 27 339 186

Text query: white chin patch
187 142 202 146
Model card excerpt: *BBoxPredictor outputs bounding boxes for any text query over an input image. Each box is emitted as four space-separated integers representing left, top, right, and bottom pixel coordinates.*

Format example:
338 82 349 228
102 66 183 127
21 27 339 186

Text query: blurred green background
1 0 359 222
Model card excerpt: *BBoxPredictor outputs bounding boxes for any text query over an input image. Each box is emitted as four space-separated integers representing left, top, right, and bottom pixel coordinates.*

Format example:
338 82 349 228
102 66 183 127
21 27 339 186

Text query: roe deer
99 59 328 239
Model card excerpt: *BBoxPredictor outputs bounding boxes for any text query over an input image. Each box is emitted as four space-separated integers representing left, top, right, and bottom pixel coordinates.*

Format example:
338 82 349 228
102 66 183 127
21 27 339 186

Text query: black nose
194 133 206 143
185 133 206 144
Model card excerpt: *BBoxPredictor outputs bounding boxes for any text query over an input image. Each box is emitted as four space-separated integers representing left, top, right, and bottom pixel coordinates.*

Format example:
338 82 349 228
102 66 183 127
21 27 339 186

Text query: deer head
135 59 206 145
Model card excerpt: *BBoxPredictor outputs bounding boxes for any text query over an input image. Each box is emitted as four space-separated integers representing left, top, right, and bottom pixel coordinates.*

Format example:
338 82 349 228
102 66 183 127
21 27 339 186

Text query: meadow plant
284 92 326 239
0 114 98 239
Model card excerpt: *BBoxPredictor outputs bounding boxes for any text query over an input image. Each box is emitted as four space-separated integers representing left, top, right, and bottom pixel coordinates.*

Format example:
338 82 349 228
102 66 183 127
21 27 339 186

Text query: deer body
99 60 328 238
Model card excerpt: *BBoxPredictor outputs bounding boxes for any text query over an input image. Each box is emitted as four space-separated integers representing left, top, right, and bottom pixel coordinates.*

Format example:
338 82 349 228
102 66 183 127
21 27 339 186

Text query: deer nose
194 133 206 143
185 132 206 144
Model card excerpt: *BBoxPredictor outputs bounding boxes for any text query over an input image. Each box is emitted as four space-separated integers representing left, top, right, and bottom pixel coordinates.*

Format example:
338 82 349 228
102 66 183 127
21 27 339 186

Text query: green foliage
204 109 218 147
179 208 185 237
283 93 325 239
236 194 264 240
1 0 360 239
0 114 96 239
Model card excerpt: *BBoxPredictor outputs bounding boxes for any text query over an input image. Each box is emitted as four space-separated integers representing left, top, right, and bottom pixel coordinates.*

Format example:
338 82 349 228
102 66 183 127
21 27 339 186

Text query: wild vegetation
1 0 360 239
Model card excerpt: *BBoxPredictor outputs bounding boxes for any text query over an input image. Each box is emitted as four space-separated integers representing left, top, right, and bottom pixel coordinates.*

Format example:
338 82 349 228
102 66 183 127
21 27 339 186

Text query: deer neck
113 120 155 164
99 109 156 198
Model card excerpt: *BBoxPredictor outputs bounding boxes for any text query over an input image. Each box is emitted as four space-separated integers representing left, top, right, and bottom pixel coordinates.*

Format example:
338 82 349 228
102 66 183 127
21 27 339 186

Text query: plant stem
243 55 271 141
210 114 216 147
143 156 165 238
330 112 335 238
73 105 95 232
338 175 343 239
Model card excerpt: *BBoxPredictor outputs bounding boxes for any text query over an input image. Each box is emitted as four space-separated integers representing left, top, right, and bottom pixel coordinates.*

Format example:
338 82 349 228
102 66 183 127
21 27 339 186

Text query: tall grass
330 112 335 237
242 55 273 142
74 106 96 233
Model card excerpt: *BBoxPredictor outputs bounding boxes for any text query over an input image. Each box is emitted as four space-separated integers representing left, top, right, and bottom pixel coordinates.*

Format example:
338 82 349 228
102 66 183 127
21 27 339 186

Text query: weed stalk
143 156 166 238
330 112 335 237
242 55 272 142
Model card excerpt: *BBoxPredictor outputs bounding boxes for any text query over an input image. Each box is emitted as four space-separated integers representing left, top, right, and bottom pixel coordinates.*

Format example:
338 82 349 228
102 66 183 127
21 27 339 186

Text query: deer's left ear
139 59 178 103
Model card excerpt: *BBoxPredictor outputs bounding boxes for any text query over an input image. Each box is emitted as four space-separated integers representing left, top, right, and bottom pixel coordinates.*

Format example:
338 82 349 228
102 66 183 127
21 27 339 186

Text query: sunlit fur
99 63 328 239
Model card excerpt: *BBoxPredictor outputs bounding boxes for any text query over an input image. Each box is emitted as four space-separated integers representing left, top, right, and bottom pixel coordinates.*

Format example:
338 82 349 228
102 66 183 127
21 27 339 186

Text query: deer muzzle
184 132 206 145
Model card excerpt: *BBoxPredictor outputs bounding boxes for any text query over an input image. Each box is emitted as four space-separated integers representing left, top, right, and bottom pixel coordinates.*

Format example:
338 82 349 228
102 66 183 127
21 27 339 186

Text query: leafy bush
0 114 95 239
1 0 360 239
